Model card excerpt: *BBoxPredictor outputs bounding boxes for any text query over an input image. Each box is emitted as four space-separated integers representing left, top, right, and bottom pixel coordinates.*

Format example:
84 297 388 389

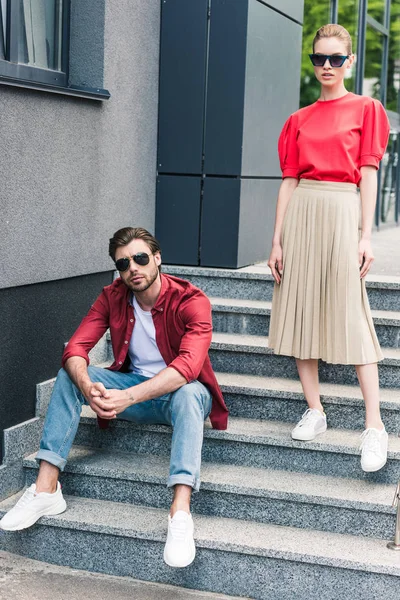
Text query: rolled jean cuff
35 449 67 471
167 474 200 493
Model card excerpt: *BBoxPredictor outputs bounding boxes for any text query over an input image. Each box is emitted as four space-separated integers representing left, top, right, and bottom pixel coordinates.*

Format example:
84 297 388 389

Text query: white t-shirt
128 296 167 378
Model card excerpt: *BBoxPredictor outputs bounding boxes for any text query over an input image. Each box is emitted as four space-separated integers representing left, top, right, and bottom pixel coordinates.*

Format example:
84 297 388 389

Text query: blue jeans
36 366 212 492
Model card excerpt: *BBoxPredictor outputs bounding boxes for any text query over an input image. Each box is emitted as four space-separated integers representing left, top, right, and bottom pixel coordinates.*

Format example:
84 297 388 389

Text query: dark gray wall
0 272 113 460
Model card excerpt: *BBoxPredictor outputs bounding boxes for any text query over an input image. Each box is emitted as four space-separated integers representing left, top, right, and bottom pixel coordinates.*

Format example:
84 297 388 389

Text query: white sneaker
360 427 388 472
0 482 66 531
163 511 195 568
291 408 327 441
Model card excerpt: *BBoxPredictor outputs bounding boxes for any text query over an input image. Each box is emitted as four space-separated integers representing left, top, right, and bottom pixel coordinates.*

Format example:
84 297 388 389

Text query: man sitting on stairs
0 226 229 568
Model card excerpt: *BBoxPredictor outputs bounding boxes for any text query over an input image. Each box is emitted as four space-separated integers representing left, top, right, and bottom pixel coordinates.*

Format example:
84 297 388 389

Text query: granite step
210 298 400 348
36 370 400 434
210 332 400 388
23 446 397 540
165 265 400 311
1 494 399 600
69 410 400 484
217 372 400 434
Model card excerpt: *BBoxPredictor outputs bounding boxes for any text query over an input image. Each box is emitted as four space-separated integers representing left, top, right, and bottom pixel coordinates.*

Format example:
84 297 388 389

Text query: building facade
0 0 399 462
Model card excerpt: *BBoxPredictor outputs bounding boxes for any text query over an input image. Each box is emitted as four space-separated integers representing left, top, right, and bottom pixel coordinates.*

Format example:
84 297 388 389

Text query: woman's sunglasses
309 54 349 68
115 252 151 272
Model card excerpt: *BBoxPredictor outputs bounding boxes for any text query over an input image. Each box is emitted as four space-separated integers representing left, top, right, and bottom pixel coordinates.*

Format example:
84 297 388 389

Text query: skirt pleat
268 179 383 365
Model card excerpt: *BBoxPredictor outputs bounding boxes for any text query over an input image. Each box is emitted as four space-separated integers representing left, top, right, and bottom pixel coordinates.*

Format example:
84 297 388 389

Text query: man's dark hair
109 227 162 271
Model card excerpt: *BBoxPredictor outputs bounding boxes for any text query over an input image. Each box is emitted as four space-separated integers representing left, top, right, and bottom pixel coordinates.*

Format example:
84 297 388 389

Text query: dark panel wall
203 0 248 175
156 175 202 264
0 272 113 461
157 0 208 174
201 178 241 267
156 0 304 267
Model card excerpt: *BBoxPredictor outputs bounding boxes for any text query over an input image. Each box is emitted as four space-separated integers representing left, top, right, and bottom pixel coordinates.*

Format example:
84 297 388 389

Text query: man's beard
124 265 159 293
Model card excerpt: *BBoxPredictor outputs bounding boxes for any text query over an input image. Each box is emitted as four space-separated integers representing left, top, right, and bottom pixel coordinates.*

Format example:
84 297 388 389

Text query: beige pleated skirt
268 179 383 365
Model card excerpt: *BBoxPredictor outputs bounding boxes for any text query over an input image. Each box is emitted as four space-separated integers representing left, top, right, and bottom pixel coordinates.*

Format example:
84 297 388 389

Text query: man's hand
82 382 133 420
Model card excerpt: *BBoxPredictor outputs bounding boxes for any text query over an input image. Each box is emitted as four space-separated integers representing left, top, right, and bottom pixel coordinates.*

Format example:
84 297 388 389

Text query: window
386 0 400 112
0 0 109 100
363 24 383 99
0 0 68 86
338 0 359 93
300 0 331 107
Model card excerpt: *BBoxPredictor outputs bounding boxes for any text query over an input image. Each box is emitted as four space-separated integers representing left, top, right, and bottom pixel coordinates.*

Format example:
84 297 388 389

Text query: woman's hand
268 243 283 284
358 238 374 279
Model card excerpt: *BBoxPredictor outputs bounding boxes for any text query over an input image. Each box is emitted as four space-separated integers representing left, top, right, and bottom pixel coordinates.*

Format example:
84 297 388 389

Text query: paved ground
371 226 400 277
0 551 247 600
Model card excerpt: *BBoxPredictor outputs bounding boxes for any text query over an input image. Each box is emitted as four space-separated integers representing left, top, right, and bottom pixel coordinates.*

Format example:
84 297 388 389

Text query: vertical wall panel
156 175 201 264
203 0 249 175
200 177 241 267
157 0 209 174
241 0 303 176
238 178 281 266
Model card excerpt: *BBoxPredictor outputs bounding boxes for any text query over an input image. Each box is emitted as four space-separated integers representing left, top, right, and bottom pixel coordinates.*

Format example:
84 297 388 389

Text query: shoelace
14 486 36 509
297 409 321 428
169 516 189 541
360 429 382 455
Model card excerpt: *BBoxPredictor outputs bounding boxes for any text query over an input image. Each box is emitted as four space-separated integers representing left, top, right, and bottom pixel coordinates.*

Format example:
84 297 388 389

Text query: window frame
0 0 109 101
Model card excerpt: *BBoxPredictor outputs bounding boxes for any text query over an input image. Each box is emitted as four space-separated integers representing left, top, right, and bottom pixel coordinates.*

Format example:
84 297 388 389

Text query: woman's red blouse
278 92 390 186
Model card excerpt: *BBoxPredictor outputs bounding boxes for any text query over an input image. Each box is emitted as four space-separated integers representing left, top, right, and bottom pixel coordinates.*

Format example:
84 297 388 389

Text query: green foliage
300 0 400 112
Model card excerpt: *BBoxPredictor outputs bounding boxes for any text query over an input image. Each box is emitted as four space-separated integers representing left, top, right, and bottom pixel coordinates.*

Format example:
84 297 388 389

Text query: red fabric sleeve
168 294 213 382
360 99 390 169
278 114 299 179
62 292 110 367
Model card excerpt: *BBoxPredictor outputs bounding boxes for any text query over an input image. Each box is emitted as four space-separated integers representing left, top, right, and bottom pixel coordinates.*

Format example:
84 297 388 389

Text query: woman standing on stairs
267 24 390 472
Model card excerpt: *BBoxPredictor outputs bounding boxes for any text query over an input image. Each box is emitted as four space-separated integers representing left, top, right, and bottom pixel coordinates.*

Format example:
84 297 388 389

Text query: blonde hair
313 24 352 55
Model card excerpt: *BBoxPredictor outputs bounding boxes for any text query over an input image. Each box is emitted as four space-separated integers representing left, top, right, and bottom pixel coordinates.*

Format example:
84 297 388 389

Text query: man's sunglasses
309 54 349 68
115 252 151 272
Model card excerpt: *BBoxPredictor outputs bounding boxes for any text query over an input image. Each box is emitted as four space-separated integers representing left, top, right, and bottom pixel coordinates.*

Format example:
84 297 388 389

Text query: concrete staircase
1 265 400 599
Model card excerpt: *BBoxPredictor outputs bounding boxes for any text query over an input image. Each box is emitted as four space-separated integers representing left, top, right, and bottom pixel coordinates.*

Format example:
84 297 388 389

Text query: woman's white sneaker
360 427 388 472
164 511 195 568
0 482 66 531
291 408 327 441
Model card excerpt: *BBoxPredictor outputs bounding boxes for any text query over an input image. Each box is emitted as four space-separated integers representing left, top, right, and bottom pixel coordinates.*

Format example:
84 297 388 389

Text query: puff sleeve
278 114 299 179
360 98 390 169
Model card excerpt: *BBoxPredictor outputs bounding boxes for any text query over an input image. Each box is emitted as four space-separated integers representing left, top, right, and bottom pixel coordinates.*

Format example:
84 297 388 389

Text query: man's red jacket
62 273 229 430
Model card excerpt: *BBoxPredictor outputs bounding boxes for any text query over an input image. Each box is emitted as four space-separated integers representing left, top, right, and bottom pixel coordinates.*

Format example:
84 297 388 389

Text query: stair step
165 265 400 311
1 494 399 600
210 332 400 388
23 446 396 539
70 410 400 484
36 370 400 433
209 298 400 347
217 372 400 433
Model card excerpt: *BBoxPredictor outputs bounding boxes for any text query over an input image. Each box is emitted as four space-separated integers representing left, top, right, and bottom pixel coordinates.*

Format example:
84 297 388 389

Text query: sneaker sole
0 498 67 531
163 542 196 568
291 424 327 442
361 457 388 473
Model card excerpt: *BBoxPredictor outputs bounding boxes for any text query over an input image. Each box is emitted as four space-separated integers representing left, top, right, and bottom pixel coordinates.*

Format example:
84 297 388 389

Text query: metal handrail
387 481 400 550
